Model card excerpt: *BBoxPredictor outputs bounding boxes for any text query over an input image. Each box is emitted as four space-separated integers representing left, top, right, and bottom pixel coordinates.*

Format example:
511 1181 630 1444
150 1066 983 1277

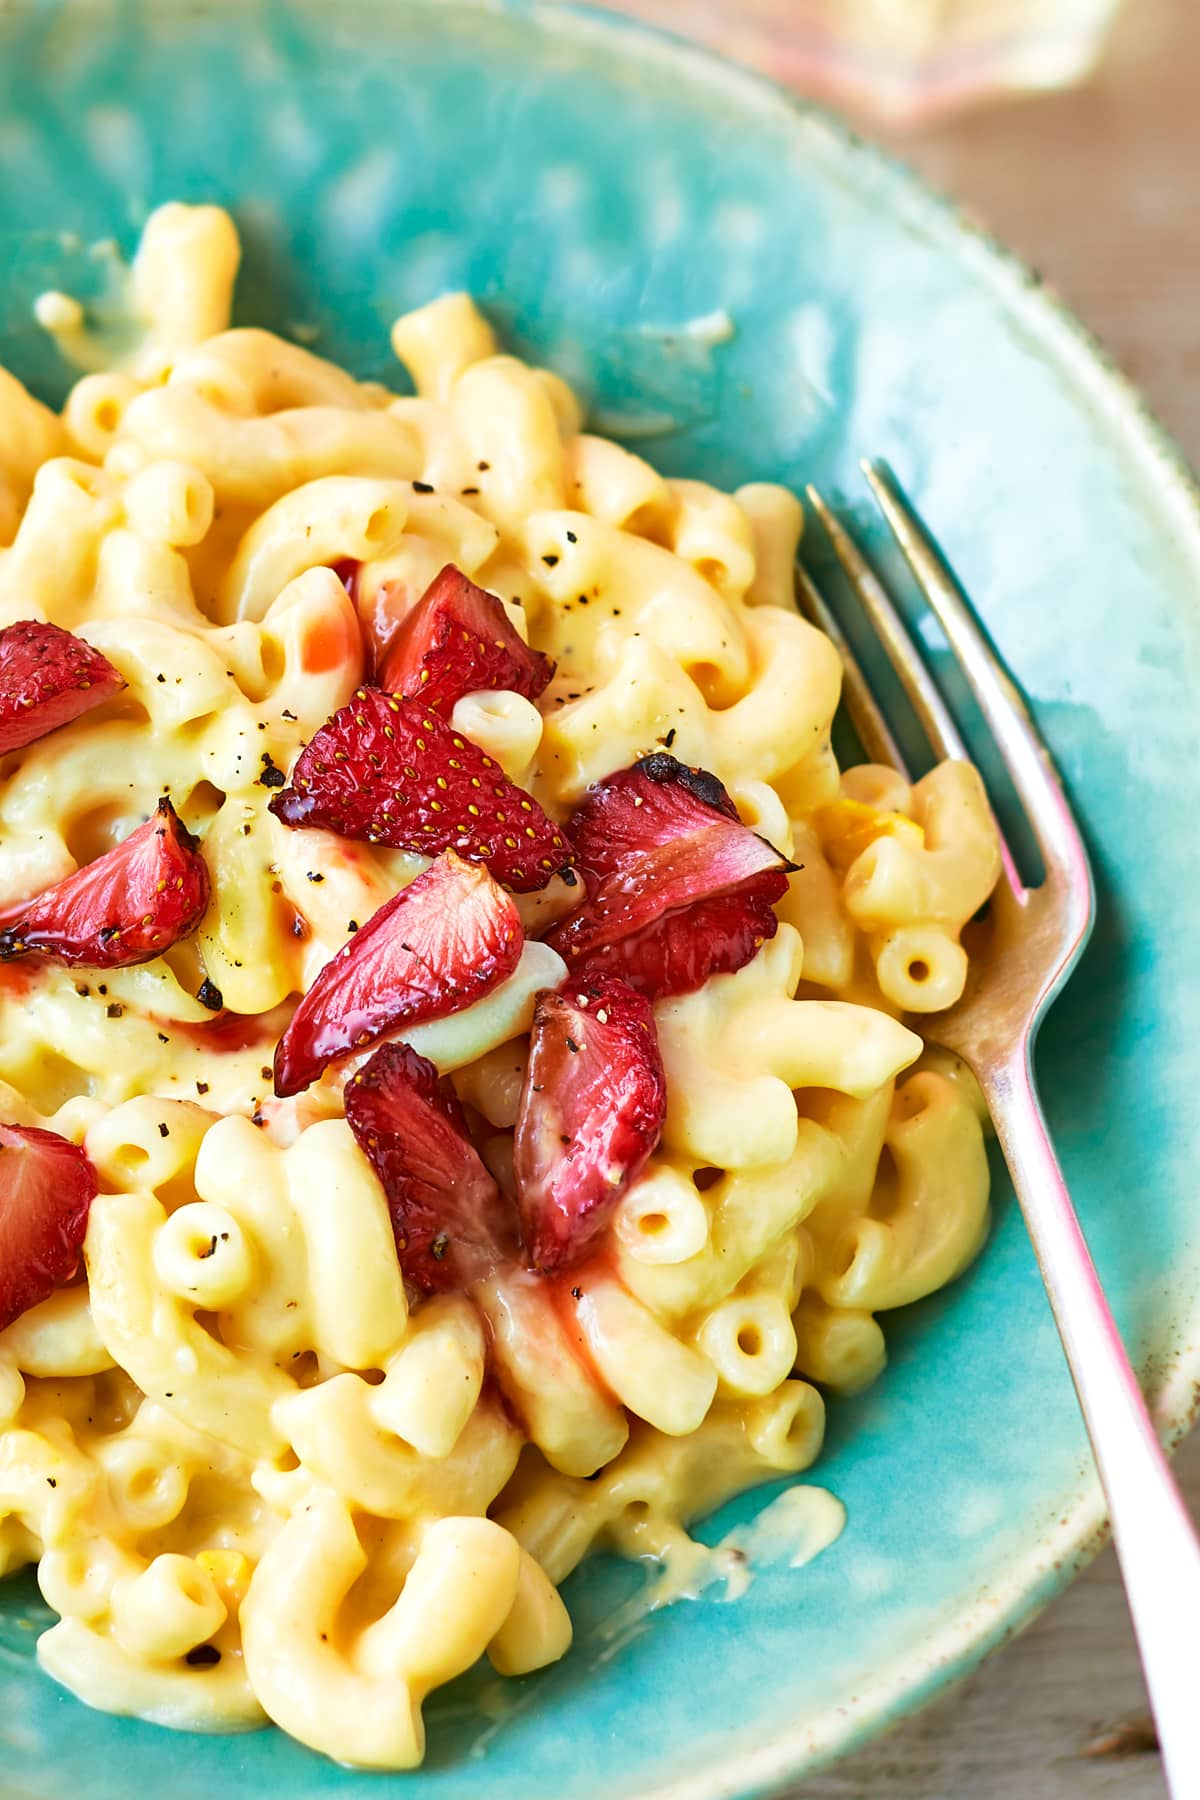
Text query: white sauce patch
602 1485 846 1644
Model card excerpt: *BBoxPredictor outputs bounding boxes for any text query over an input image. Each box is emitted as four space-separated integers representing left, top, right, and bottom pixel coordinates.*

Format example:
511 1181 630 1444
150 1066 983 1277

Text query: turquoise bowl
3 3 1200 1795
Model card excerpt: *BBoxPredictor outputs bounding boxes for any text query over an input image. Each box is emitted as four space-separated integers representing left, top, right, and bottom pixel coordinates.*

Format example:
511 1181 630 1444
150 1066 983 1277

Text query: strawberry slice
544 754 792 998
376 564 554 710
572 886 783 996
0 1124 97 1331
0 620 123 756
345 1041 515 1291
273 849 522 1096
0 798 210 969
268 686 575 893
514 973 666 1275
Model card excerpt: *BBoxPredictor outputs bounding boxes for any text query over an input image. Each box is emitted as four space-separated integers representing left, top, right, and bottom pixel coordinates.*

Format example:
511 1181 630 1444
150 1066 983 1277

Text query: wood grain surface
789 2 1198 1794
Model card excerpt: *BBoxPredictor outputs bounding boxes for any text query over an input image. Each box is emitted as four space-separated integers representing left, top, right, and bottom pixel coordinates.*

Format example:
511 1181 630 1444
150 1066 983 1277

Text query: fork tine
805 484 969 765
861 459 1093 897
795 564 910 775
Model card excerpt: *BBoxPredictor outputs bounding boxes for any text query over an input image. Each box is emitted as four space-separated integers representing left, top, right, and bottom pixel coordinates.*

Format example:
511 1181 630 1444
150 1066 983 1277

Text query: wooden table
793 2 1199 1793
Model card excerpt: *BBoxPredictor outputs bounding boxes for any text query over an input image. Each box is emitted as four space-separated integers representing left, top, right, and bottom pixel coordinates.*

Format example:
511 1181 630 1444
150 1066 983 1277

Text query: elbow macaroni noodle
0 205 1000 1768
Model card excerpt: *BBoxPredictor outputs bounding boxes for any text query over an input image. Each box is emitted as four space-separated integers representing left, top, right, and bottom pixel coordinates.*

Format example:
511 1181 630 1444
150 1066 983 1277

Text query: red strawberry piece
268 686 575 893
376 564 554 710
0 620 123 757
273 849 522 1097
544 753 792 998
345 1041 516 1291
513 973 666 1275
330 558 360 600
572 885 783 997
0 798 211 969
0 1124 97 1331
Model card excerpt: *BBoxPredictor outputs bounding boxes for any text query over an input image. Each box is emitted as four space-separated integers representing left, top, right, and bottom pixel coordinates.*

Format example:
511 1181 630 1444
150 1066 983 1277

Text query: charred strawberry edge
634 751 739 818
562 752 798 892
543 751 795 995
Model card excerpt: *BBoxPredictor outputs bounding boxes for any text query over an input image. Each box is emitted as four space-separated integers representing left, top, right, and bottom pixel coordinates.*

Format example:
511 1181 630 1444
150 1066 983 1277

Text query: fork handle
983 1048 1200 1798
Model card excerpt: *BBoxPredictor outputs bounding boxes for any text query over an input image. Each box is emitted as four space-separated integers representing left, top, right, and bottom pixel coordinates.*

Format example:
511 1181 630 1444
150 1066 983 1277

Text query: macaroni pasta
0 204 1000 1768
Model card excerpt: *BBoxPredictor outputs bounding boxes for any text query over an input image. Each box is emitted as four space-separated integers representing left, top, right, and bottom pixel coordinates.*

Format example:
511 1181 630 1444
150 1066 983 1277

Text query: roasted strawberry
572 884 783 996
0 1124 97 1331
565 753 765 881
0 798 210 969
268 686 575 893
544 754 792 998
345 1041 515 1291
376 564 554 710
0 620 123 756
273 850 522 1096
514 974 666 1275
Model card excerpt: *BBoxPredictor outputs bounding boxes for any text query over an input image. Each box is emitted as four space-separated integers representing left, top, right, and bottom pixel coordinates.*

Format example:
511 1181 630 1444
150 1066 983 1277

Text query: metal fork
799 461 1200 1799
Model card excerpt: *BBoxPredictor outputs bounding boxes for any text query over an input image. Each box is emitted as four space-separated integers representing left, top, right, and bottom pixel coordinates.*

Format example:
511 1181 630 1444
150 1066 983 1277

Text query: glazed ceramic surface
1 3 1199 1796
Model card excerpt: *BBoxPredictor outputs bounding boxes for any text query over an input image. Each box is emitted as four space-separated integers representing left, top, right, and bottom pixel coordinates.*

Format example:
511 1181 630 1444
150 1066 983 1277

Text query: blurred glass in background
578 0 1127 123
